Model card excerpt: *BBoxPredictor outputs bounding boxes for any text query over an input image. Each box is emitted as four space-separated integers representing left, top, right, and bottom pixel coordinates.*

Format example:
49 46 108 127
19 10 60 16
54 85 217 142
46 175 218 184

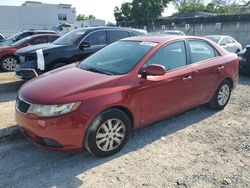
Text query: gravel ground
0 76 249 188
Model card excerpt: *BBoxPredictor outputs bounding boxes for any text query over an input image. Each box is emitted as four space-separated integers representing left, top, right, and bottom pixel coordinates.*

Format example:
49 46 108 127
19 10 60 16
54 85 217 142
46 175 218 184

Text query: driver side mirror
79 41 91 50
142 64 166 79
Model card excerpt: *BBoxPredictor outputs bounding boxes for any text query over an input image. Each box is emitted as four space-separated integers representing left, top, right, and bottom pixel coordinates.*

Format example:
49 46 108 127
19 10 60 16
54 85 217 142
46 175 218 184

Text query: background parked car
15 35 238 157
15 26 145 79
0 33 6 42
238 45 250 75
0 34 61 72
205 35 242 53
162 30 186 36
0 30 57 47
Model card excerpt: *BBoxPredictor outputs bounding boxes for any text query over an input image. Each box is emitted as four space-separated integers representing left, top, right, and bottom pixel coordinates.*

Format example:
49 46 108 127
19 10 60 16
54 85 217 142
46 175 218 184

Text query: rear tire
209 80 232 110
0 56 18 72
84 108 131 157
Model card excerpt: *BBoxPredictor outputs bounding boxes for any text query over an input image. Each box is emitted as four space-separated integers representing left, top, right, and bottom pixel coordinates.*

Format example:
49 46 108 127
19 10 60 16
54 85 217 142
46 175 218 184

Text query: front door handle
182 75 192 80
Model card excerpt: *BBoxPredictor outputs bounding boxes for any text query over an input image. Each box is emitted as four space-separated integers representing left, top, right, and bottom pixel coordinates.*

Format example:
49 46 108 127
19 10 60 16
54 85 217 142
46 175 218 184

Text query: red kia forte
16 36 239 157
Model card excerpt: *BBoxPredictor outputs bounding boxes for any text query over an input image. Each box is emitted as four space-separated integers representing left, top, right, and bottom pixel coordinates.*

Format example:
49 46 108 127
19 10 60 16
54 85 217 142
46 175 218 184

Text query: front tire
0 56 18 72
84 108 131 157
209 80 232 110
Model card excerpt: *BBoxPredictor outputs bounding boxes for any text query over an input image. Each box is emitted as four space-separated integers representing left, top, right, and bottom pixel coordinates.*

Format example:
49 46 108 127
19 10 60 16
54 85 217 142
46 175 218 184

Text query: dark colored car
0 33 6 42
16 35 238 157
0 30 56 47
0 34 61 72
15 27 145 79
238 45 250 74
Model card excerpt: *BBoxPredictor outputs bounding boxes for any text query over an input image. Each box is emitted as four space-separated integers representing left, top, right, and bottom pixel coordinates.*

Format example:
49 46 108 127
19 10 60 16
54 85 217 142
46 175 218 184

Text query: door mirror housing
79 41 91 50
142 64 166 78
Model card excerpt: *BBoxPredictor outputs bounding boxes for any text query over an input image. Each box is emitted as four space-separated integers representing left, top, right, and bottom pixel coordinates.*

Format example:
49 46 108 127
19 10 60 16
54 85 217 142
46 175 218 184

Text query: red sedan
0 34 61 72
16 36 238 157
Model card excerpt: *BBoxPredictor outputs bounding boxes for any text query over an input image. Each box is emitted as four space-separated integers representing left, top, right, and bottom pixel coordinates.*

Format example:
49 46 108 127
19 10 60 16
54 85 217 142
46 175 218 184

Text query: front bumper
16 109 92 152
15 67 38 80
14 60 40 80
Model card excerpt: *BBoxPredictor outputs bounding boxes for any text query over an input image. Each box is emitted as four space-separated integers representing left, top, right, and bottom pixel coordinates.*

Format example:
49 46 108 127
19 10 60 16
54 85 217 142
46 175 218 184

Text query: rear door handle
218 66 225 70
182 75 192 80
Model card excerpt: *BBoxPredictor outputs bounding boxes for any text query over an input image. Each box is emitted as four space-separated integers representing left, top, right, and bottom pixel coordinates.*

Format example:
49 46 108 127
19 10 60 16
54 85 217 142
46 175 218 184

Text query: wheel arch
224 77 234 88
0 54 19 61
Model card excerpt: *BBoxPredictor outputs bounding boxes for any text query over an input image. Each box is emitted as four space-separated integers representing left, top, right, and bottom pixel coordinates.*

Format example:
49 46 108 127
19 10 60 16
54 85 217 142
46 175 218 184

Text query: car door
74 30 108 61
139 41 195 125
226 37 237 52
108 30 130 44
220 37 230 51
187 39 224 105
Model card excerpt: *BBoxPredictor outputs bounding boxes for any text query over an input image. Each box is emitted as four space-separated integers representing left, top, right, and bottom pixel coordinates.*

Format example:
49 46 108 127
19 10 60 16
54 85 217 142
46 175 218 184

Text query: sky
0 0 175 23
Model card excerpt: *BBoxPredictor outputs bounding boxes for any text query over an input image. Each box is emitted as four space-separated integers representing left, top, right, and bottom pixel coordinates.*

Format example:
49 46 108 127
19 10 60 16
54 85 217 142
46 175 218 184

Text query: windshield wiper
83 67 113 75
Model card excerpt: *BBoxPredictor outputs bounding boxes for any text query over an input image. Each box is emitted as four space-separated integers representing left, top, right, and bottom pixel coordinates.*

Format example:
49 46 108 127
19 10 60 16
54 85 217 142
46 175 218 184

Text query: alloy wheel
2 57 17 71
218 84 230 106
95 118 126 152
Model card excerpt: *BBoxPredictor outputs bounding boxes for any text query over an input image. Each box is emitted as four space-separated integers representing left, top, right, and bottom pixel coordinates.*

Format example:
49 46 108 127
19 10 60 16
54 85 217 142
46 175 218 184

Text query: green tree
114 2 132 23
87 15 96 19
131 0 171 27
77 14 96 21
77 14 87 21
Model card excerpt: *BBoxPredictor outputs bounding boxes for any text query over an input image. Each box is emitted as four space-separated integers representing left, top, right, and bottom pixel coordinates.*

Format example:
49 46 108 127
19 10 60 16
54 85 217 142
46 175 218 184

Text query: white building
0 1 76 37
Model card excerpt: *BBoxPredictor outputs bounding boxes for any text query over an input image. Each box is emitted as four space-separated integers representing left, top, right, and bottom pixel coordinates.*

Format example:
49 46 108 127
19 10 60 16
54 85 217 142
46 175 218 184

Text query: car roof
22 30 56 33
121 35 200 43
206 35 230 38
29 34 62 38
74 26 146 34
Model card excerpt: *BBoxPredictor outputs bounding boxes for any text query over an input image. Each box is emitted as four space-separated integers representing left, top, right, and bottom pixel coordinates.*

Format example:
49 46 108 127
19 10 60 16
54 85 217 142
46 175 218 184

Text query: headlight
27 102 81 117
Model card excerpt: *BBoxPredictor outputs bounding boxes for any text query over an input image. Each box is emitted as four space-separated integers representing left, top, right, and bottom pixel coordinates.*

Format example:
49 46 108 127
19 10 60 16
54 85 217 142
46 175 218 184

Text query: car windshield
53 29 87 45
80 41 156 75
205 36 221 43
10 36 32 46
7 32 22 41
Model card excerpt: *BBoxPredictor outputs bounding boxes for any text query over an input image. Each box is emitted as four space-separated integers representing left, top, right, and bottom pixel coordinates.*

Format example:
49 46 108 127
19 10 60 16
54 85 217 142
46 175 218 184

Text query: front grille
16 97 31 113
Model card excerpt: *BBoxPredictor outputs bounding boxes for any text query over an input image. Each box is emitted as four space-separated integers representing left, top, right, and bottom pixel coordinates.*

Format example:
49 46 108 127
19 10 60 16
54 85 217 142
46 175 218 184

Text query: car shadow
0 92 17 103
239 75 250 86
0 80 25 93
0 106 218 187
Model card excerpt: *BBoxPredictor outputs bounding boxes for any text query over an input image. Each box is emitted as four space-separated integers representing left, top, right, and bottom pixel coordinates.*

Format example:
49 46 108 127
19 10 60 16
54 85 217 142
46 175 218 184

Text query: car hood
19 64 122 104
16 43 64 55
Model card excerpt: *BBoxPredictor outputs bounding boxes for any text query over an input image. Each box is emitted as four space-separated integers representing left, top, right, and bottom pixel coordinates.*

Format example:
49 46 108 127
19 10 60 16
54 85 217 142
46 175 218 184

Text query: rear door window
48 35 60 42
84 31 107 45
188 40 217 63
147 41 187 71
109 30 130 43
30 36 48 45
